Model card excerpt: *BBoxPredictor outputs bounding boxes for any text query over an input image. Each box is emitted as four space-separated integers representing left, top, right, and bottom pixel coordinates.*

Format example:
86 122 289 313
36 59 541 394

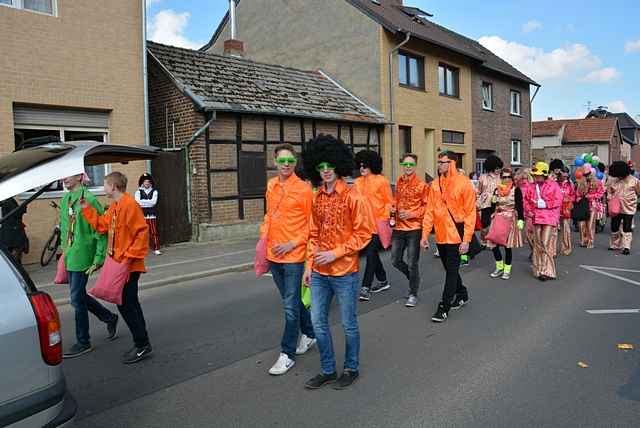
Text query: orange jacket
82 193 149 273
259 174 313 263
422 163 476 244
395 173 430 231
353 174 393 223
307 179 374 276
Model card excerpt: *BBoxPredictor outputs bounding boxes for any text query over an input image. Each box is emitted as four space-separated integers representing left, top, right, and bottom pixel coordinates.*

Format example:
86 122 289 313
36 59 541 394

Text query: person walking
134 173 161 255
0 197 28 264
260 144 316 376
486 168 524 280
391 154 429 308
524 162 562 281
420 151 476 323
82 172 153 364
576 169 605 248
302 135 374 390
354 150 393 302
607 161 640 255
61 174 119 358
476 156 503 245
558 167 575 256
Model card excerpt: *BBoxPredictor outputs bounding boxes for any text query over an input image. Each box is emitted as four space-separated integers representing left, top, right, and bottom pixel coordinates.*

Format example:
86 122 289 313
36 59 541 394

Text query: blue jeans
68 271 117 346
310 271 360 374
270 262 315 360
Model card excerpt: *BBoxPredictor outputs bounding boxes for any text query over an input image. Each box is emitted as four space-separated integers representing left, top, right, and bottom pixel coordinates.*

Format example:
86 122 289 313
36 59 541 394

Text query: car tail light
29 292 63 366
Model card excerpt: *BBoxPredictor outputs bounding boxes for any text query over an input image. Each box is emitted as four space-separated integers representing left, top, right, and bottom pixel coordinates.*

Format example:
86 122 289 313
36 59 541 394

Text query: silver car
0 142 160 427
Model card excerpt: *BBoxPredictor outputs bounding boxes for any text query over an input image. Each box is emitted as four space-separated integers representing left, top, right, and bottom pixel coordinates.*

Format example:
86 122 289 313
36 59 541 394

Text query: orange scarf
497 181 513 197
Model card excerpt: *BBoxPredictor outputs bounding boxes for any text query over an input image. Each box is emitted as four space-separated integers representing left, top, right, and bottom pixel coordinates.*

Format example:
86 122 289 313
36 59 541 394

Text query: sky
146 0 640 123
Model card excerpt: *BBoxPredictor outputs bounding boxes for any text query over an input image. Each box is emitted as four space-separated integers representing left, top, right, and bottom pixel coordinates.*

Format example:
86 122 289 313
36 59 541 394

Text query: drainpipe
529 85 541 165
185 114 216 230
388 31 411 181
142 0 151 171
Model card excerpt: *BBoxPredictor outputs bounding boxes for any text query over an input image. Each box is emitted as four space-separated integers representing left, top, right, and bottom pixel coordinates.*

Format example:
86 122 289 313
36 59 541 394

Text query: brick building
0 0 147 264
147 42 385 243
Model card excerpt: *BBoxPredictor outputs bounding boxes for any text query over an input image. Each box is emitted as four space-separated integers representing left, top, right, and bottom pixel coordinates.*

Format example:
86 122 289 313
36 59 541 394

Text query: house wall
544 144 606 167
531 135 561 150
207 0 382 111
471 68 531 169
0 0 146 264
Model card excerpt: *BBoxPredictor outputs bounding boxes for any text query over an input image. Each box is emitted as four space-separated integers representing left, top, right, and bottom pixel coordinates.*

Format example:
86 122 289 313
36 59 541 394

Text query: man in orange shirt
259 144 316 376
392 153 429 308
354 150 393 302
421 151 476 323
81 172 152 364
302 135 374 390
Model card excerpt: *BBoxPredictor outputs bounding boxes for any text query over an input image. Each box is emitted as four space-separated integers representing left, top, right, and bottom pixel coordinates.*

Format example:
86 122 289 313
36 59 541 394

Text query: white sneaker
295 334 317 355
154 250 162 255
268 353 295 375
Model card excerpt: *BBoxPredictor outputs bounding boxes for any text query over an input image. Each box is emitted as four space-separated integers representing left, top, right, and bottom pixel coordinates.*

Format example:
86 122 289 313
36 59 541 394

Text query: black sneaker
122 344 153 364
450 295 469 310
622 248 631 255
370 281 391 293
106 315 119 341
305 372 337 389
359 287 371 302
333 370 359 390
431 304 448 323
63 343 93 359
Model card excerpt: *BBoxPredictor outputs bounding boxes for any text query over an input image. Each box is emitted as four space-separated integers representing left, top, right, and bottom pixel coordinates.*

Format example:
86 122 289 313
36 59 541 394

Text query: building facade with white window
0 0 147 264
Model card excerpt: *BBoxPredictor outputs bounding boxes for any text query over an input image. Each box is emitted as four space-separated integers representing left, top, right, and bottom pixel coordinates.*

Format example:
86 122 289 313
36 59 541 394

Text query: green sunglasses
315 162 336 172
275 156 297 165
400 161 416 167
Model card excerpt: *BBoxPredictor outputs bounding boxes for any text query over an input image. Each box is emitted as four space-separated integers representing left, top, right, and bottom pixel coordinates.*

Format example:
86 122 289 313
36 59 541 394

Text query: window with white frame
0 0 56 15
482 82 493 110
510 90 521 116
511 139 521 165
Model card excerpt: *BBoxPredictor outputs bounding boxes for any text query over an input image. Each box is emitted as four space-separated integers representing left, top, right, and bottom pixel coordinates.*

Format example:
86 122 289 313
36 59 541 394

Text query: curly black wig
483 155 504 173
302 134 354 185
609 161 630 178
549 159 565 171
597 162 606 173
354 149 383 174
138 173 155 187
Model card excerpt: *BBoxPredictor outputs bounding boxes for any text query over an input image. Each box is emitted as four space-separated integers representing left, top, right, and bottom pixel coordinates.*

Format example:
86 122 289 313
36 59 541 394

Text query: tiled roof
147 41 385 124
586 110 640 129
533 118 618 143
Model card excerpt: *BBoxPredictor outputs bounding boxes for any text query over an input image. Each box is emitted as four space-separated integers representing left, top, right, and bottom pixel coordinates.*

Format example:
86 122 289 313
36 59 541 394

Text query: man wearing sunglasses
392 153 429 307
420 151 476 323
260 144 316 376
302 135 374 390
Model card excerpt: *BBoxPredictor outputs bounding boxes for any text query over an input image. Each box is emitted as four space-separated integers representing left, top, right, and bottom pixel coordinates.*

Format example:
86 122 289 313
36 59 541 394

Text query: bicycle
40 201 61 267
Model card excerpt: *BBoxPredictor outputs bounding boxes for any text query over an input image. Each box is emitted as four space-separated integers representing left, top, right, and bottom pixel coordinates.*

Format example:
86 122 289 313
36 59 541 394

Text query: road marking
586 309 640 314
580 265 640 287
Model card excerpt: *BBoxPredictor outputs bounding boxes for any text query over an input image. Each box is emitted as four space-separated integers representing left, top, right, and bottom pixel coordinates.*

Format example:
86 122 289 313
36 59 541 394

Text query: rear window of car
0 144 73 182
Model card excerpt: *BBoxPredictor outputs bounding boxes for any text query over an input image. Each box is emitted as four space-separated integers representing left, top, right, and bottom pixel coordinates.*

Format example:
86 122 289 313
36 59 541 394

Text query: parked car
0 142 160 427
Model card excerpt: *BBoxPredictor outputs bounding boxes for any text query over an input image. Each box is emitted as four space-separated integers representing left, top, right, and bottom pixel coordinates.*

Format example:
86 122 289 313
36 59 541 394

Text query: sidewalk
26 237 257 305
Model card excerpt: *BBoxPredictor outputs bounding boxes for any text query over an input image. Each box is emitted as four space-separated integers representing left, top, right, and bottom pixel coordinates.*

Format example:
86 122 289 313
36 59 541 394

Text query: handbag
571 198 590 221
475 211 483 231
54 255 69 285
376 219 392 249
254 237 270 277
486 213 512 247
561 200 573 219
88 256 130 305
608 197 622 217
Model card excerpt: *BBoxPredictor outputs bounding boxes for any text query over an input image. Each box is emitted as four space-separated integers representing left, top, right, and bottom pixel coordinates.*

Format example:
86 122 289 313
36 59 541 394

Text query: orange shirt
259 174 313 263
422 166 476 244
395 173 429 231
353 174 393 223
82 193 149 273
307 179 374 276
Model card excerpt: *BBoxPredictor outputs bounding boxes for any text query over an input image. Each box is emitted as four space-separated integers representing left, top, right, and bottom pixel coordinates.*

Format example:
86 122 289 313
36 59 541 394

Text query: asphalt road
60 233 640 428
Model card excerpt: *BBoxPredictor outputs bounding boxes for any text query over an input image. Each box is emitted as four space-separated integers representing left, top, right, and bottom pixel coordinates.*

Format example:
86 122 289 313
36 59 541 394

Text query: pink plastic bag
88 256 130 305
608 197 621 217
377 220 392 249
486 213 512 247
54 256 69 285
254 237 270 277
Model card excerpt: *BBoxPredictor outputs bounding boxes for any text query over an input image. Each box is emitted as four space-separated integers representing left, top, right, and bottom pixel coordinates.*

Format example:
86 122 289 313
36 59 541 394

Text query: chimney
224 0 245 57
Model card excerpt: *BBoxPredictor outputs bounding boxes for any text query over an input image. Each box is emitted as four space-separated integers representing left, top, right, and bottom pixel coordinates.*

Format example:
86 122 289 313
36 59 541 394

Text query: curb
52 262 254 306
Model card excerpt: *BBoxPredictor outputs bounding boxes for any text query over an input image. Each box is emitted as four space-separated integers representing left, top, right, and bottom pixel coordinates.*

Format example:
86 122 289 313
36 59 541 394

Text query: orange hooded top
422 162 476 244
307 179 374 276
82 193 149 272
259 174 313 263
394 173 430 231
353 173 393 223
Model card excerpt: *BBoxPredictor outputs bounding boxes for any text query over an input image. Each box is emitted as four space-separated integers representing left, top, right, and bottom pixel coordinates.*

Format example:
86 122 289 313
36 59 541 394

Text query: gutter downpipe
529 84 541 165
389 31 411 182
142 0 151 171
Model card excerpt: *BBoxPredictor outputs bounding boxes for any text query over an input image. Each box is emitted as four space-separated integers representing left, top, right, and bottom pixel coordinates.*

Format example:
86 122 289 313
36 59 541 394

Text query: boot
501 264 512 280
490 260 504 278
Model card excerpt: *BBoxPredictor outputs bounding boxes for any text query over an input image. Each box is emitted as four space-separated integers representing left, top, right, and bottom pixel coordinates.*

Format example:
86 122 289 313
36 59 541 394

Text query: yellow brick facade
379 29 473 181
0 0 147 264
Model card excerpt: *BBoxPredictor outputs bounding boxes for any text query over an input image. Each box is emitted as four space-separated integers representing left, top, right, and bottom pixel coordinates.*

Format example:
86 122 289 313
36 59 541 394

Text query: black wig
483 155 504 173
597 162 606 173
549 159 565 171
354 149 383 174
609 161 630 178
138 173 155 187
302 134 354 185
